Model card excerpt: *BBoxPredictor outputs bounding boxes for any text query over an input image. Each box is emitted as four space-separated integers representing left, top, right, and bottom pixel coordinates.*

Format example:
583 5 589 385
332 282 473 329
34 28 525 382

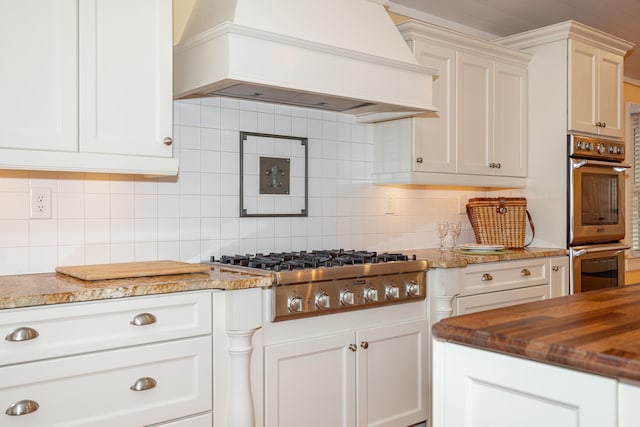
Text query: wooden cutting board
55 260 210 281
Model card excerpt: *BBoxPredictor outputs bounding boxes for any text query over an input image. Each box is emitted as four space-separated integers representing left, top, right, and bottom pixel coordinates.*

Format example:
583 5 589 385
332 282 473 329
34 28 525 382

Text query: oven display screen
580 256 619 292
581 172 619 225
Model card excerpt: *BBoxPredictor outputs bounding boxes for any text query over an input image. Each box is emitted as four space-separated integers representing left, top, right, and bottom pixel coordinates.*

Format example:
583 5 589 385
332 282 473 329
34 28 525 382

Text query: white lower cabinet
264 319 427 427
433 340 617 427
1 336 211 426
158 412 213 426
455 284 550 314
0 292 213 426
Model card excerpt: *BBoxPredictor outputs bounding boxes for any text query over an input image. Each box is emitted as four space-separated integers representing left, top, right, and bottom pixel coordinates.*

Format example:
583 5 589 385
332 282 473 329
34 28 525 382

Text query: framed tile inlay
240 131 308 217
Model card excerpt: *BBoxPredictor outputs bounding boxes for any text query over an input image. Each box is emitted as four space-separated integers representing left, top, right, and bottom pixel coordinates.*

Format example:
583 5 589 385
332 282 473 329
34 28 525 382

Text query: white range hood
173 0 438 123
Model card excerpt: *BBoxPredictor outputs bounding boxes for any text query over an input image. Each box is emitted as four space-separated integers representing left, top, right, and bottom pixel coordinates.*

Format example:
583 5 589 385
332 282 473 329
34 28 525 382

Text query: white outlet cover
30 187 52 219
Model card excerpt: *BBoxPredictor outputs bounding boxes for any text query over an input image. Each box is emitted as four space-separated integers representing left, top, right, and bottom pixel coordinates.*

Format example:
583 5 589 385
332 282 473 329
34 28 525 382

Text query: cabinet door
493 61 527 177
549 256 570 297
264 332 356 427
456 285 550 315
619 381 640 427
356 320 428 427
435 341 617 427
569 40 599 135
597 49 624 138
79 0 173 158
412 41 456 174
0 0 77 151
457 52 493 175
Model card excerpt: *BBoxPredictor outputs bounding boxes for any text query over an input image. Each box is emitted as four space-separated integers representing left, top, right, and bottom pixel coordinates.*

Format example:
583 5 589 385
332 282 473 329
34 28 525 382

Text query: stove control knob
386 285 400 300
315 292 330 309
406 280 420 297
596 143 605 154
340 290 355 306
364 288 379 302
287 296 304 313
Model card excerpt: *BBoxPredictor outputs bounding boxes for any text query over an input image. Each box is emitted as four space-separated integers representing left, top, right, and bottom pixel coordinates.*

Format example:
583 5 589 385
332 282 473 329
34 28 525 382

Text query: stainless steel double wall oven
568 134 629 292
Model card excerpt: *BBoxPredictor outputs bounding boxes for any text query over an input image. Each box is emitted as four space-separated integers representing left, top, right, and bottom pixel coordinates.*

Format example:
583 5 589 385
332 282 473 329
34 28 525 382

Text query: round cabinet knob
5 400 39 416
602 122 607 128
552 265 559 272
163 137 173 146
416 157 423 163
364 287 379 302
340 290 355 306
406 280 420 297
386 284 400 300
360 341 369 349
348 343 357 352
520 268 531 277
287 296 304 313
481 273 493 281
315 292 330 309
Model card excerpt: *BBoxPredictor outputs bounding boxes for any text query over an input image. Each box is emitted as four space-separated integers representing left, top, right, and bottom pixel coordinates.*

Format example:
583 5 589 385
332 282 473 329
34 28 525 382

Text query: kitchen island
432 284 640 427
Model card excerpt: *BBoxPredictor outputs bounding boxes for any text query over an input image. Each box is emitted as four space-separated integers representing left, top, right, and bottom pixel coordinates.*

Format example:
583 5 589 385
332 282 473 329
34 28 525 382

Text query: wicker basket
466 197 532 248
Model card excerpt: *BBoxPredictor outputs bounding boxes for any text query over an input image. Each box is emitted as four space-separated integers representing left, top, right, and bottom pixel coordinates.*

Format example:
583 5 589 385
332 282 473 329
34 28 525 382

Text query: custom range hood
174 0 437 123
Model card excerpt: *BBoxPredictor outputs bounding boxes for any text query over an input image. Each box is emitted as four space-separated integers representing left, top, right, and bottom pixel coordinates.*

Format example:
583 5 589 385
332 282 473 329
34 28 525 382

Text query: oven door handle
572 159 631 170
571 244 631 257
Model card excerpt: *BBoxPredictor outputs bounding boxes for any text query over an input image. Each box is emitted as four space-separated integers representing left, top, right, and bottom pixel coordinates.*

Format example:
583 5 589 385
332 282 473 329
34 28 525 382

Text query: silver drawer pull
5 399 39 416
481 273 493 281
521 268 531 277
348 344 357 352
130 377 157 391
5 327 39 342
130 313 157 326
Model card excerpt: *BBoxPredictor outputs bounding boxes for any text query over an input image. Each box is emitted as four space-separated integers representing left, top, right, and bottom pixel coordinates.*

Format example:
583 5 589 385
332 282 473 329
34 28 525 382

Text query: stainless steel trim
271 259 429 286
572 159 630 169
5 327 39 342
571 243 630 255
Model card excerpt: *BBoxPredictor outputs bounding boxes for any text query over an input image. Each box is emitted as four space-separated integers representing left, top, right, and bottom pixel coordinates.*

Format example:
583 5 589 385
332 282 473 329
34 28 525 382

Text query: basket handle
525 210 535 247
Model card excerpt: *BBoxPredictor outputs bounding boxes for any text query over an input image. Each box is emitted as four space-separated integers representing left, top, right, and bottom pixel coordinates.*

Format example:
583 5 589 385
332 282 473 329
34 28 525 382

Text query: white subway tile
58 219 85 245
180 218 201 241
135 218 158 242
158 241 181 260
179 101 201 126
29 219 58 247
158 218 180 241
84 244 110 265
201 128 222 151
110 243 134 263
221 108 240 130
0 247 29 275
111 219 135 243
58 193 85 219
202 105 222 129
58 244 85 267
0 220 28 247
179 240 201 263
85 219 110 244
0 193 29 219
135 242 158 261
29 245 58 273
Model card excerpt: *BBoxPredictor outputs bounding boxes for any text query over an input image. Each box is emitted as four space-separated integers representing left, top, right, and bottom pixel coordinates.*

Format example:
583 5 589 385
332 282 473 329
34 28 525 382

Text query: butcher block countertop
0 264 273 310
433 284 640 382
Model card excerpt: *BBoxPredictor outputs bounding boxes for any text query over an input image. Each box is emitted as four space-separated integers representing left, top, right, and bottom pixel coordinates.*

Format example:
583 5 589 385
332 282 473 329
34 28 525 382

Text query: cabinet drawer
0 335 211 427
158 412 212 426
456 284 551 315
0 292 211 366
460 259 548 296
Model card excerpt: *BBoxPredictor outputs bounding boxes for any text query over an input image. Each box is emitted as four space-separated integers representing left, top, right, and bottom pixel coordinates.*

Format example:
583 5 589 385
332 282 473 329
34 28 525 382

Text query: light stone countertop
0 264 273 310
0 247 567 310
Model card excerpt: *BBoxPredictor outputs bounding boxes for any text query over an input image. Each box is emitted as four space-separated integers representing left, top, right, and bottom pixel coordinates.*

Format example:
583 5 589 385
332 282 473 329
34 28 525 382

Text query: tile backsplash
0 97 482 276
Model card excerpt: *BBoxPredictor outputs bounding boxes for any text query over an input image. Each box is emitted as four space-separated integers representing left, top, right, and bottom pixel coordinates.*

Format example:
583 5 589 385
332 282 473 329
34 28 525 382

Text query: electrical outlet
30 187 52 219
384 193 395 214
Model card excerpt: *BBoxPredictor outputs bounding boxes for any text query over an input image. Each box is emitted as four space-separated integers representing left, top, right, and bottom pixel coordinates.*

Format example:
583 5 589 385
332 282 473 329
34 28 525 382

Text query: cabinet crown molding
498 20 633 56
397 19 531 65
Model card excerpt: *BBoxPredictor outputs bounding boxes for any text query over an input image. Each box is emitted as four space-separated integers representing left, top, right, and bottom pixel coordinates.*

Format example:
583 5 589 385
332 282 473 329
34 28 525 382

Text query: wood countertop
433 284 640 382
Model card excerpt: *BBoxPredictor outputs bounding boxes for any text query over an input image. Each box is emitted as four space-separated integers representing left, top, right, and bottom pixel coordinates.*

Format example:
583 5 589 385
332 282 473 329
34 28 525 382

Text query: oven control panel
569 134 625 162
272 271 427 321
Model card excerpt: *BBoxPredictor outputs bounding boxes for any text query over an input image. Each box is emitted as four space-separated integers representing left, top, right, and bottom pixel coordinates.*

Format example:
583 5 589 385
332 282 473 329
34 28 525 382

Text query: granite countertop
0 247 566 311
433 284 640 382
410 247 567 268
0 264 273 310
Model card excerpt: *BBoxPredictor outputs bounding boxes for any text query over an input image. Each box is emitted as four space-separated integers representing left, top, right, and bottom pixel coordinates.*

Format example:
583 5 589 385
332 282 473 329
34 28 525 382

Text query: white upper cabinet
569 39 624 138
79 0 173 158
499 21 632 142
0 0 78 152
373 21 530 188
0 0 177 175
